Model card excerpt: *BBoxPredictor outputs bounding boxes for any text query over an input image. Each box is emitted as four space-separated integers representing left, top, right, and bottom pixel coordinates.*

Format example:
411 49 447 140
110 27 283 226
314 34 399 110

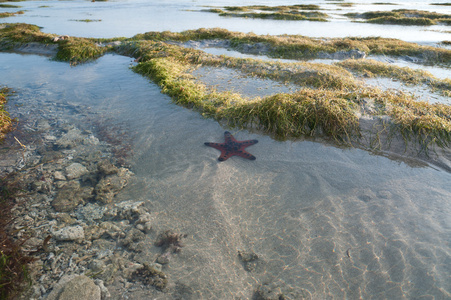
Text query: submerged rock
75 202 107 224
55 128 84 149
318 49 366 60
52 225 85 242
97 159 119 176
115 200 145 220
238 250 259 272
51 181 93 212
254 282 309 300
130 263 168 291
46 275 101 300
65 162 89 180
95 168 131 204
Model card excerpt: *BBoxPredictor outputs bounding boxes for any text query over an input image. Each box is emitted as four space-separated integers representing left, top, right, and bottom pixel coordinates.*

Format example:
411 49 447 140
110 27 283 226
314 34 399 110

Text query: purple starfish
205 131 258 161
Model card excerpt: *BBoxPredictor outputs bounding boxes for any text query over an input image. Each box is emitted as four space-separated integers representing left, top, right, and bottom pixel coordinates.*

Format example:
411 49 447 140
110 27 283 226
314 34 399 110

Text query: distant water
1 52 450 299
2 0 450 42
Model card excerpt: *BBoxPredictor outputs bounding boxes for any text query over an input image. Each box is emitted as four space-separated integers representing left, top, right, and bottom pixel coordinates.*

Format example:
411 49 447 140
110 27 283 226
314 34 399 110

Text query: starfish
205 131 258 161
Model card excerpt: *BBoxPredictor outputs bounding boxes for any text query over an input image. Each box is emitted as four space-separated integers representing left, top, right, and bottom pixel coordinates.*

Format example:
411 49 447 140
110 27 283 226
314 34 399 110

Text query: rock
65 163 88 180
94 279 111 300
97 160 119 176
52 181 93 212
318 49 366 60
52 225 85 241
53 213 77 225
130 263 168 291
75 203 107 224
14 42 59 56
115 200 145 220
52 35 70 42
95 170 130 204
99 222 124 239
238 250 259 272
123 228 146 245
82 134 100 145
254 282 309 300
89 259 106 273
55 128 84 149
54 171 66 181
46 275 101 300
84 224 106 240
236 42 270 55
36 119 51 130
254 283 284 300
31 179 51 193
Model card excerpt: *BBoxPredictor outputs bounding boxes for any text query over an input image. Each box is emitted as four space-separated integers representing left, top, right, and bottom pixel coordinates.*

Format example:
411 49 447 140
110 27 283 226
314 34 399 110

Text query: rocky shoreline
0 93 187 299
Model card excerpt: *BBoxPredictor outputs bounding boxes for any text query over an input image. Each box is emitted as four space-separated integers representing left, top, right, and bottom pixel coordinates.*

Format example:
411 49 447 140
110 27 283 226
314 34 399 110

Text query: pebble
52 225 85 241
65 163 88 180
46 275 101 300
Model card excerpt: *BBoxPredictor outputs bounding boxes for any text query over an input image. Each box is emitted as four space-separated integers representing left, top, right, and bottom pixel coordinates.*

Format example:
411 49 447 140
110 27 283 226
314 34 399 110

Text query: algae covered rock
94 168 131 204
52 225 85 242
130 263 168 291
55 128 84 149
46 275 101 300
51 180 93 212
65 162 89 180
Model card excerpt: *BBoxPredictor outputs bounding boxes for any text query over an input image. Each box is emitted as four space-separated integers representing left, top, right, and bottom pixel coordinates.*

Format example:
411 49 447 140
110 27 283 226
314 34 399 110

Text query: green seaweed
346 9 451 26
203 4 328 22
0 4 21 8
0 10 23 18
337 59 451 95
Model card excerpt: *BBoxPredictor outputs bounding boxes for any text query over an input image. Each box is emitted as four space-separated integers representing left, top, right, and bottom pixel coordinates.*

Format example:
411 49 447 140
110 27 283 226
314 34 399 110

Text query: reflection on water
3 0 451 42
1 53 450 298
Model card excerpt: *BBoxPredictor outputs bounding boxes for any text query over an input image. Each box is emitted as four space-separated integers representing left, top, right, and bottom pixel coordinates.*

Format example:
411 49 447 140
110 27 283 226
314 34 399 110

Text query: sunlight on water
1 0 451 298
1 52 450 299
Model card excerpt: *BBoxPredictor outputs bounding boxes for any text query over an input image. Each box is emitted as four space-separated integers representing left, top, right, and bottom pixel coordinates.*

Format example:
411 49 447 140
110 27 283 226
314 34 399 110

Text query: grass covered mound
337 59 451 96
203 5 329 22
346 9 451 26
0 23 109 64
117 40 451 147
0 11 23 18
1 23 451 148
132 28 451 64
0 87 12 141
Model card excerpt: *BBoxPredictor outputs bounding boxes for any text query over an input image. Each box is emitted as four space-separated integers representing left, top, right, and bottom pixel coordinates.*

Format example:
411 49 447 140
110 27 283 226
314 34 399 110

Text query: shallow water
1 52 451 299
1 0 451 298
3 0 451 42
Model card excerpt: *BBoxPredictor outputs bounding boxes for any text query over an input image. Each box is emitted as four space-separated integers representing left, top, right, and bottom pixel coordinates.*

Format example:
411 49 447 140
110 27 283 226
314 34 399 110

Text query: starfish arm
204 142 225 151
235 150 256 160
239 139 259 147
218 151 232 161
224 131 236 144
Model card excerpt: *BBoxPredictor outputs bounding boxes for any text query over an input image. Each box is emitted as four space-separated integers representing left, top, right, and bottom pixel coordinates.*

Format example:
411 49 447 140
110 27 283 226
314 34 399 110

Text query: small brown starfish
205 131 258 161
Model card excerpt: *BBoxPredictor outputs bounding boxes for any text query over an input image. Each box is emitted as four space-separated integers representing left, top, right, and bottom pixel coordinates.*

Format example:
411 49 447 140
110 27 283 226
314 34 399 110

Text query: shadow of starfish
205 131 258 161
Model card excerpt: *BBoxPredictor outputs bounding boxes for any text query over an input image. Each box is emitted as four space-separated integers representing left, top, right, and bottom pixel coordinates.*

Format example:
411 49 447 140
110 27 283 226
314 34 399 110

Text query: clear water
1 51 450 298
1 0 451 298
2 0 450 42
